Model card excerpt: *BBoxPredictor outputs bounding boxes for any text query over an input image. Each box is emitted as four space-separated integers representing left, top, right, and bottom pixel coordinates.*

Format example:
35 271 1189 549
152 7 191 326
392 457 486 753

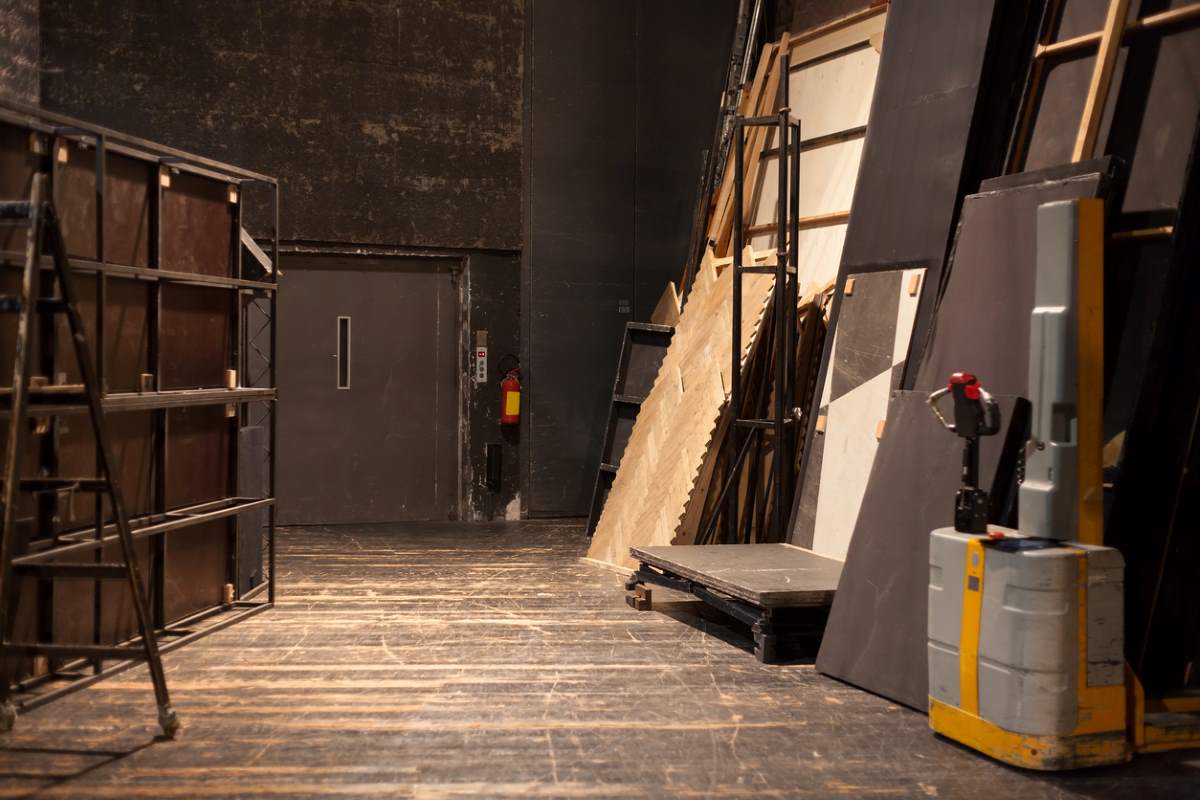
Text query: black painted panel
913 166 1111 398
838 0 1000 274
527 0 636 515
633 0 736 321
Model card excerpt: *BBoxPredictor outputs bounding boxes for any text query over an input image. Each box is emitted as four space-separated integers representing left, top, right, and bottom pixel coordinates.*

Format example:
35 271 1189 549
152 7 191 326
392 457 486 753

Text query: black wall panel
525 0 734 515
526 0 637 515
633 0 737 321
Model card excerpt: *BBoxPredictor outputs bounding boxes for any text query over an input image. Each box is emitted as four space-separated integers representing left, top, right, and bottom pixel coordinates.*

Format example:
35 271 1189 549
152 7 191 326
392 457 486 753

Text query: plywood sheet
58 410 154 524
793 267 925 557
164 519 230 623
52 538 152 647
60 275 150 393
588 249 775 570
167 405 232 508
161 284 232 390
0 122 38 256
161 171 235 277
815 391 1029 710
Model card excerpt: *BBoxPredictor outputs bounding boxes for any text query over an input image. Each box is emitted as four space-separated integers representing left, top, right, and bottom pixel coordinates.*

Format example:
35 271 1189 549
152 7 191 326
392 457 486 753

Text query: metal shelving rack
0 99 278 716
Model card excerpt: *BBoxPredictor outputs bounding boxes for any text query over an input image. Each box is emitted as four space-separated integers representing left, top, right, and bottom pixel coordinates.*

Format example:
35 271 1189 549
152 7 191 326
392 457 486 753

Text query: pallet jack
924 198 1200 769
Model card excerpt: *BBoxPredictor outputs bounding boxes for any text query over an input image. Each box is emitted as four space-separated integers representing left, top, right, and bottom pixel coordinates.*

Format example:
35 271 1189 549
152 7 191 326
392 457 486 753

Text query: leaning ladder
0 172 178 738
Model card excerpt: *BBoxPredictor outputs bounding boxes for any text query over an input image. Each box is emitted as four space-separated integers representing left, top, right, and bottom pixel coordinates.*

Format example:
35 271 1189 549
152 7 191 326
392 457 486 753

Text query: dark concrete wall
0 0 39 104
39 0 523 251
37 0 524 522
524 0 735 516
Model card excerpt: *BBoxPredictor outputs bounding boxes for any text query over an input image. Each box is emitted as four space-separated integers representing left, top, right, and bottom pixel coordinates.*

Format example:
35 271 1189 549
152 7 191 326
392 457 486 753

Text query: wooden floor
1 521 1198 798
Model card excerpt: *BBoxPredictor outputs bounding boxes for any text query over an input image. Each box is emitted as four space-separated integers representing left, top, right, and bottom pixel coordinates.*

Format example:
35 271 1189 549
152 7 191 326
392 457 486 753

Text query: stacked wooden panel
0 100 278 686
587 249 775 570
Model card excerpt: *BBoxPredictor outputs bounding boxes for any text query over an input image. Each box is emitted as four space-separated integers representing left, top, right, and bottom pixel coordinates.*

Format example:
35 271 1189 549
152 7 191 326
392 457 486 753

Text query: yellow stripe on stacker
1076 198 1104 546
959 539 986 715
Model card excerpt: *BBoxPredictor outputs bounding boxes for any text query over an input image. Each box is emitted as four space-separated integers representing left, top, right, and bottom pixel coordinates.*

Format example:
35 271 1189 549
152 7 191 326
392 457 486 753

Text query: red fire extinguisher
499 355 521 426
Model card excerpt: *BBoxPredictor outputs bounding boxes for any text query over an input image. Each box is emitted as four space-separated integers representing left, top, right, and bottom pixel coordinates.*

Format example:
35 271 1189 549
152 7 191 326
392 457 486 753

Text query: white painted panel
791 45 880 138
751 153 781 228
750 137 863 228
812 367 893 561
799 138 862 217
797 223 847 291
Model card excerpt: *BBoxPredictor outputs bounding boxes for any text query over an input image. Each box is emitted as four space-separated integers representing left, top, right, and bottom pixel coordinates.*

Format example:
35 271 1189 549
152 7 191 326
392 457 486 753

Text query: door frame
278 242 467 521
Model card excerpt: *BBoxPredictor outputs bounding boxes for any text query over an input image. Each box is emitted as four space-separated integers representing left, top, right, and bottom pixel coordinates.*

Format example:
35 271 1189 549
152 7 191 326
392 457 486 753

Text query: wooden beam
1037 1 1200 59
745 210 849 237
1110 225 1174 241
786 3 888 53
760 125 867 159
1072 0 1132 162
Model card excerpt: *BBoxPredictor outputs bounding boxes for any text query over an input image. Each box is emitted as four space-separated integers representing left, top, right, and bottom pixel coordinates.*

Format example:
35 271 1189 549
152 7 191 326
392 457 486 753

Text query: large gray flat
630 544 842 608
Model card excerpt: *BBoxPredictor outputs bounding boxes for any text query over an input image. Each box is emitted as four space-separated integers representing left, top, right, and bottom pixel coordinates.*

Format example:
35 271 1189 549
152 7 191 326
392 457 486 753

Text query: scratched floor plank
0 520 1197 798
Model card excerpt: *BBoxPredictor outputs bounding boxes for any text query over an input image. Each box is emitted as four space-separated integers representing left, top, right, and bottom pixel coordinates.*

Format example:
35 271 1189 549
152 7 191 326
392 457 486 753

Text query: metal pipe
268 183 279 605
728 124 746 543
785 118 801 530
772 51 791 543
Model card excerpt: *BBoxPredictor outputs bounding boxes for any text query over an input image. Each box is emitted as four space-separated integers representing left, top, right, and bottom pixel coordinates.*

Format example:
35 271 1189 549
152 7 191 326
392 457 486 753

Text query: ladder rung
0 298 72 314
37 298 70 313
14 563 127 580
0 201 31 219
0 642 146 660
735 418 798 429
29 384 86 395
0 385 91 409
16 478 108 492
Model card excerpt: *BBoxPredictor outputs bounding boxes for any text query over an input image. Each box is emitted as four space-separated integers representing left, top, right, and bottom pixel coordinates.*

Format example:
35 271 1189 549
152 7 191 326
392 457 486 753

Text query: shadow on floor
0 738 159 798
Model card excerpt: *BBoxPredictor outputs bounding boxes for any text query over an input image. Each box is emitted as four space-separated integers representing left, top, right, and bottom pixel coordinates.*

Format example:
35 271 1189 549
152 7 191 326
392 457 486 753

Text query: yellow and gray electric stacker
925 198 1200 769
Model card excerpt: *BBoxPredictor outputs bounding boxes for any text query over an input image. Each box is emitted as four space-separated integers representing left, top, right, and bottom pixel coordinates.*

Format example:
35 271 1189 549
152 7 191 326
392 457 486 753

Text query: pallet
626 543 841 663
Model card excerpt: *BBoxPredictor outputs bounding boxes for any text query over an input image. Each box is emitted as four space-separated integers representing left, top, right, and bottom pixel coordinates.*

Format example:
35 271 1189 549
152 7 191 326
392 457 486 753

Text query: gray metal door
277 255 461 524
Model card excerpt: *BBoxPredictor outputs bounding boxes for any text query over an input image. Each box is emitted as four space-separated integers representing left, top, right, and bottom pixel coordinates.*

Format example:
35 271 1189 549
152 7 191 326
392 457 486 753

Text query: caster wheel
0 701 16 733
158 706 180 740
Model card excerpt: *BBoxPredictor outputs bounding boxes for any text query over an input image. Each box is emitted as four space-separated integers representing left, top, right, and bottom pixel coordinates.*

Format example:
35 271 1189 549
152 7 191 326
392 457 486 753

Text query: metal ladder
0 172 178 738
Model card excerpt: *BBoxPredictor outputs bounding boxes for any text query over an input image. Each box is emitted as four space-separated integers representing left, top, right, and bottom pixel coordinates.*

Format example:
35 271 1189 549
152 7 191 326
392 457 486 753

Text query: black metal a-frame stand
698 52 801 546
